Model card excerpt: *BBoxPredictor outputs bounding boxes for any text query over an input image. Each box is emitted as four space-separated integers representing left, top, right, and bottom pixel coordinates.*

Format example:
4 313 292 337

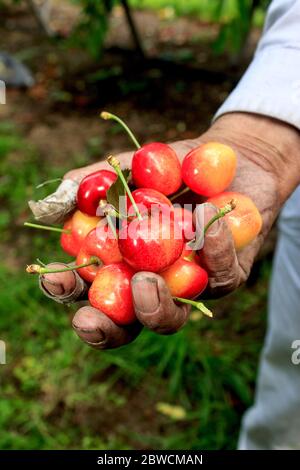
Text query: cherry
118 212 184 273
161 245 208 298
182 142 237 197
24 210 101 257
60 210 101 256
173 206 195 241
76 224 122 283
77 169 117 216
207 191 262 250
60 218 78 257
88 262 136 325
127 188 173 217
107 155 183 273
132 143 182 196
101 111 182 196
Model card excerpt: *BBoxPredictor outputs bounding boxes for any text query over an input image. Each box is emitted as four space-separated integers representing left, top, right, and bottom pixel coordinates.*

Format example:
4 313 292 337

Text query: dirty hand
38 113 300 349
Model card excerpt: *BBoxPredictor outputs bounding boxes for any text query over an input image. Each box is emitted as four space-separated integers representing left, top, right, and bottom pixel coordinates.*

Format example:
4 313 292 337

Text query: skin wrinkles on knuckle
208 269 240 291
203 252 235 271
135 304 189 334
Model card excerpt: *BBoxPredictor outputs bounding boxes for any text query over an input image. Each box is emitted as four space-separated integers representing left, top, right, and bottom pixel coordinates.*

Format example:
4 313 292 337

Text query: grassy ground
0 121 269 450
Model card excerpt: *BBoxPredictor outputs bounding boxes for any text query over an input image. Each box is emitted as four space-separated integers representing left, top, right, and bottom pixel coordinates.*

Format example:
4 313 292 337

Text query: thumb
194 203 241 296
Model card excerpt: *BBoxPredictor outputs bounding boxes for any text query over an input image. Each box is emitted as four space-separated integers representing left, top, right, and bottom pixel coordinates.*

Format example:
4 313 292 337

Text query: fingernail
132 275 160 313
41 275 64 296
73 325 104 344
197 203 221 236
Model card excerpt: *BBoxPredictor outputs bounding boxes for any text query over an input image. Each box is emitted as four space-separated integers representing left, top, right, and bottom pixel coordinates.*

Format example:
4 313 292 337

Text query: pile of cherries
26 112 262 326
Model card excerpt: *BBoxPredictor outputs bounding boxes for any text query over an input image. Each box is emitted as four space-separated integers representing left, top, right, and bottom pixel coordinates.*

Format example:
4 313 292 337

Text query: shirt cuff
214 47 300 130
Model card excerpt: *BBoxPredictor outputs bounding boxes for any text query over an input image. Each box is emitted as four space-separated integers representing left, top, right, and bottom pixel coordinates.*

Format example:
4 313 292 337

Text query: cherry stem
36 177 62 189
24 222 71 234
106 214 118 239
203 199 236 235
26 256 100 275
170 186 190 201
173 297 213 318
101 111 141 150
107 155 143 221
99 200 121 220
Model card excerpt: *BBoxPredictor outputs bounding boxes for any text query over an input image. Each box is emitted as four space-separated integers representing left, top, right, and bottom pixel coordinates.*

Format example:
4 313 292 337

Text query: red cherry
76 224 122 283
60 210 101 257
161 245 208 298
88 262 136 325
182 142 237 197
119 211 184 273
132 143 182 196
127 188 173 217
77 170 117 216
173 207 195 241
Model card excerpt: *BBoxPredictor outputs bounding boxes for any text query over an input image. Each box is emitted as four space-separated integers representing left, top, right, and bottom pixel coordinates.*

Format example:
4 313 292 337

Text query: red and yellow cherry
76 224 122 283
118 211 184 273
127 187 173 217
207 191 262 250
161 246 208 298
60 210 101 257
132 143 182 196
182 142 237 197
60 218 77 257
173 206 195 241
77 169 117 216
88 262 136 325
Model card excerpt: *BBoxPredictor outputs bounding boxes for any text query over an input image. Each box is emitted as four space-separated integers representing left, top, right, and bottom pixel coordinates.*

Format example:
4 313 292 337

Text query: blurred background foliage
0 0 272 450
71 0 270 57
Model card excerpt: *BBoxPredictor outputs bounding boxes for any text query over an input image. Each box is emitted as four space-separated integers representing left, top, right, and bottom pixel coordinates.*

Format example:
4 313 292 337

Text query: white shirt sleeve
214 0 300 129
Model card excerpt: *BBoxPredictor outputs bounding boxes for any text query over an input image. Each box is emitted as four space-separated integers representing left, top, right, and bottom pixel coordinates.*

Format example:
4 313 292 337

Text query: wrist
203 112 300 205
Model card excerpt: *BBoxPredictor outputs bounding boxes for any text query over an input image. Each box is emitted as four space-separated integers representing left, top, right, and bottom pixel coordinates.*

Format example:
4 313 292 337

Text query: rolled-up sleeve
214 0 300 129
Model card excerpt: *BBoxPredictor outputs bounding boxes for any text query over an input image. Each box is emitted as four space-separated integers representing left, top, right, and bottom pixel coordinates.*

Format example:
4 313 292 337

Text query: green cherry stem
203 199 236 235
24 222 71 234
26 256 101 275
169 186 190 201
187 199 236 250
173 297 213 318
36 177 62 189
107 155 143 221
101 111 141 150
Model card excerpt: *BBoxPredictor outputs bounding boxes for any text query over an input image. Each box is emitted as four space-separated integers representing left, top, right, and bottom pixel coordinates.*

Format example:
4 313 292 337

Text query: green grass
131 0 222 19
0 122 269 449
130 0 267 27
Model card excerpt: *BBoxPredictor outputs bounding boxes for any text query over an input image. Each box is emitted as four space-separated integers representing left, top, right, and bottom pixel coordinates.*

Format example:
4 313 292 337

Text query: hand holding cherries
25 112 263 344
